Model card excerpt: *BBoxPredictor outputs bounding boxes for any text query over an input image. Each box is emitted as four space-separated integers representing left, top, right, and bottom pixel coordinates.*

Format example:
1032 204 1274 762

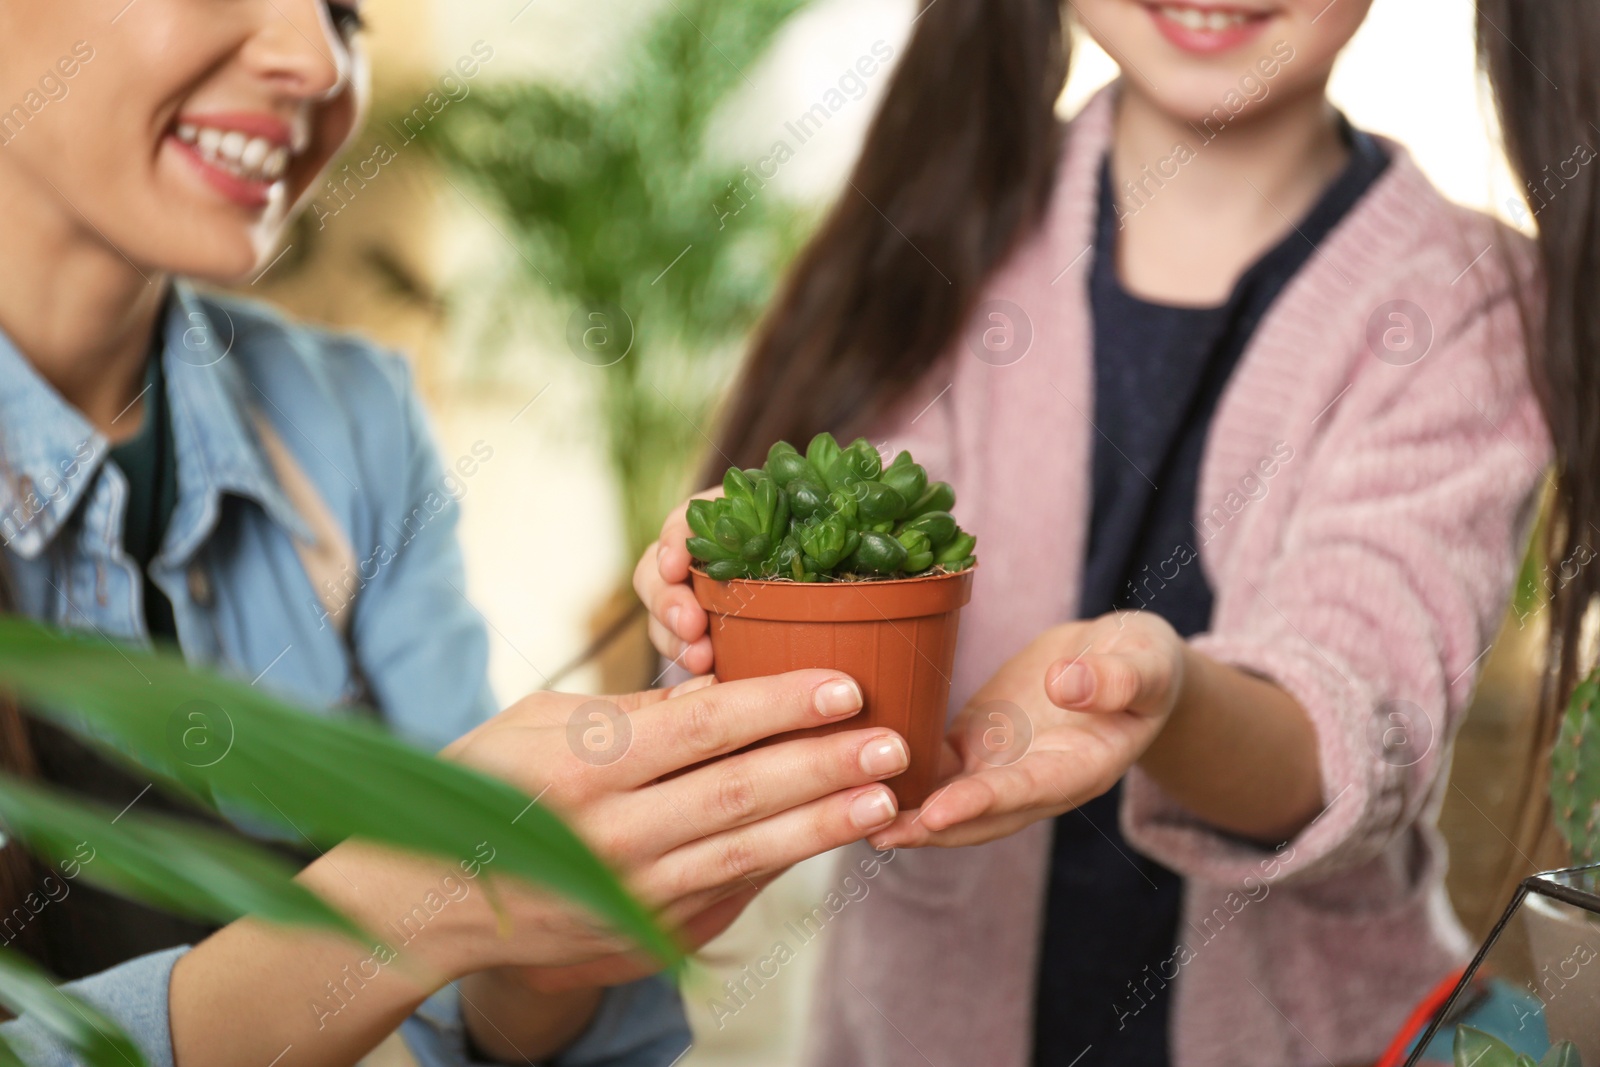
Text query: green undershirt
108 351 179 642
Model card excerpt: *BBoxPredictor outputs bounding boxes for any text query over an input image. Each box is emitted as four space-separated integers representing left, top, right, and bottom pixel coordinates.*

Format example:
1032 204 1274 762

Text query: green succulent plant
686 433 977 582
1552 666 1600 864
1454 1026 1581 1067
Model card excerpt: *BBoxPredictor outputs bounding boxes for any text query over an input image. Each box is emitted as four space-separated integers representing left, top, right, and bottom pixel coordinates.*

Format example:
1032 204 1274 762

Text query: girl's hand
634 490 721 676
869 612 1187 849
308 670 906 978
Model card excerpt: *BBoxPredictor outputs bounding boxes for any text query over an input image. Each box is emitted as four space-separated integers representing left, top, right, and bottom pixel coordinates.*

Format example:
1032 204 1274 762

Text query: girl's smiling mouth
1144 3 1274 55
168 113 304 209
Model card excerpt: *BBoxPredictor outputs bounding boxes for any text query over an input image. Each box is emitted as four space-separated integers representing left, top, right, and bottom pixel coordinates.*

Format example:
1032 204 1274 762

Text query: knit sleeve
1121 283 1548 886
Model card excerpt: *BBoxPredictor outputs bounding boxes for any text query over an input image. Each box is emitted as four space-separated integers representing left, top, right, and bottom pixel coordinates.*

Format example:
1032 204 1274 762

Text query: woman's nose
240 0 350 101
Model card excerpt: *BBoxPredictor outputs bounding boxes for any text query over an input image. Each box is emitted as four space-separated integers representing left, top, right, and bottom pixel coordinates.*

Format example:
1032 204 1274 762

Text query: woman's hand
307 669 907 978
634 490 720 676
869 612 1186 849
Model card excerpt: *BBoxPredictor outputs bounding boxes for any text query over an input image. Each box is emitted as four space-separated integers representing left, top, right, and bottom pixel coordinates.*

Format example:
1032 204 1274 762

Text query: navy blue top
1030 125 1391 1067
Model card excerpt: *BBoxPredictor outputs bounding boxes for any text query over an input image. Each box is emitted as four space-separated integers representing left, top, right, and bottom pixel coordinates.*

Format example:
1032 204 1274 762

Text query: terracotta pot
690 566 975 809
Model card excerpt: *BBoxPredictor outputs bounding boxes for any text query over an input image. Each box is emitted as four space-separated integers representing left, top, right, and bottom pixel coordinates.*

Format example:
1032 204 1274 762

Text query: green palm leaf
0 775 364 941
0 947 145 1067
0 617 678 967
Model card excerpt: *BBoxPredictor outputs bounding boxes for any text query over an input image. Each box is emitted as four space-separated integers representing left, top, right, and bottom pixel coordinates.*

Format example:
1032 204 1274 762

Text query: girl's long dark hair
710 0 1070 473
1478 1 1600 808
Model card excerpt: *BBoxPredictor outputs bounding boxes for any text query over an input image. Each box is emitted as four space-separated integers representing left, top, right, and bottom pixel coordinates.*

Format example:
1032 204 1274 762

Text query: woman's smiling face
0 0 367 282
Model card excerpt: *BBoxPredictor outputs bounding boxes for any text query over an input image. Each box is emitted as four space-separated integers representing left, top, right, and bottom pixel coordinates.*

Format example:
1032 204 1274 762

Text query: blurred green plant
1454 1026 1581 1067
0 617 677 1066
1553 665 1600 864
422 0 815 564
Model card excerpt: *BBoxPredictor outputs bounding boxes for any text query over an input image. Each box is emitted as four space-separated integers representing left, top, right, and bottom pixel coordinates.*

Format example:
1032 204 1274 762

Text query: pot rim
687 562 976 588
690 562 976 623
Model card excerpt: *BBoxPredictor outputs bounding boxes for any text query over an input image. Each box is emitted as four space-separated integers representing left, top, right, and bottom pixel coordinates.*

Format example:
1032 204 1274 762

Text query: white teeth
175 123 292 184
197 127 222 161
240 137 269 171
1158 5 1251 31
262 146 289 182
218 130 247 163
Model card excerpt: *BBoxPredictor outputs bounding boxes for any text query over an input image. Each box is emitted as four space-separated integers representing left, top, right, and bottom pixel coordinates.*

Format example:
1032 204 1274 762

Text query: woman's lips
165 115 297 211
167 116 296 211
1145 3 1272 55
167 136 277 209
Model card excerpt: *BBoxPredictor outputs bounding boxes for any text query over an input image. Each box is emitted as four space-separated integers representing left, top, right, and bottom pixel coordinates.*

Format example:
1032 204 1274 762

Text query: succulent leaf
934 532 977 567
785 479 826 519
687 437 975 582
1452 1027 1521 1067
686 499 718 541
685 536 730 561
908 481 956 518
825 488 860 526
764 442 816 487
854 481 908 524
840 438 884 482
805 433 842 478
880 451 928 505
850 531 909 576
723 466 754 502
704 558 749 581
897 529 934 574
899 510 957 547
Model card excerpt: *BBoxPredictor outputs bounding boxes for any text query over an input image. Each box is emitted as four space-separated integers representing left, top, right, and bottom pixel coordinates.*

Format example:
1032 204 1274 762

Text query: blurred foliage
0 618 677 1065
422 0 816 562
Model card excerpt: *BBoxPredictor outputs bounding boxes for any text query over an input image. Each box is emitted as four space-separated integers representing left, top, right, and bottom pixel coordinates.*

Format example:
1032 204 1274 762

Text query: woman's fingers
641 784 898 906
616 670 865 786
512 884 765 993
644 727 909 851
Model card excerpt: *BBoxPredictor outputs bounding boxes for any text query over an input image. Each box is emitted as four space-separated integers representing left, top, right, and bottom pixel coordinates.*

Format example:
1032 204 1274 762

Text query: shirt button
187 564 213 608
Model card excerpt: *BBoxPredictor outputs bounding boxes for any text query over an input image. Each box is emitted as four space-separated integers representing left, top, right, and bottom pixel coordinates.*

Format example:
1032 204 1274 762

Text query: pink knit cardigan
801 87 1548 1067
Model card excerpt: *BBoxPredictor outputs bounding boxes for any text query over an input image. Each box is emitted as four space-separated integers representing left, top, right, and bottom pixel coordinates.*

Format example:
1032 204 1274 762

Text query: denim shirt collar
0 283 312 562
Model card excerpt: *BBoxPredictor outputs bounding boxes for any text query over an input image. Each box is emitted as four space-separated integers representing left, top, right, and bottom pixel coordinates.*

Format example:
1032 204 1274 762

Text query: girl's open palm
869 612 1186 849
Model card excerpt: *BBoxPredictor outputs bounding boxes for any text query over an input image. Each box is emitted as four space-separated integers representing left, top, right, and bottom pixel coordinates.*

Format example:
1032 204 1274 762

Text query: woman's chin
149 222 285 285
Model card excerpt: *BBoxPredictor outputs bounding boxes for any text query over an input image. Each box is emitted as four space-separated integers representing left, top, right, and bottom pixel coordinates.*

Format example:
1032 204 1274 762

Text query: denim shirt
0 286 689 1066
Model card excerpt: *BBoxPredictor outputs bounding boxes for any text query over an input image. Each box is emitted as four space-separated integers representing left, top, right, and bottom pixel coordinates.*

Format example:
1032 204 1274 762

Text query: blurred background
236 0 1546 1060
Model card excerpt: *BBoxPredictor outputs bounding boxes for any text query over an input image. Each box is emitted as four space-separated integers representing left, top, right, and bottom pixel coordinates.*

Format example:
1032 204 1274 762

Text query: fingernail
850 787 897 830
859 735 909 777
666 606 682 638
668 674 716 698
814 678 863 717
1056 662 1093 705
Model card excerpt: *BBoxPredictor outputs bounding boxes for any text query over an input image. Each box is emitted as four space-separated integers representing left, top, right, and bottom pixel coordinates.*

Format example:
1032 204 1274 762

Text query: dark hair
709 0 1070 474
1477 0 1600 862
